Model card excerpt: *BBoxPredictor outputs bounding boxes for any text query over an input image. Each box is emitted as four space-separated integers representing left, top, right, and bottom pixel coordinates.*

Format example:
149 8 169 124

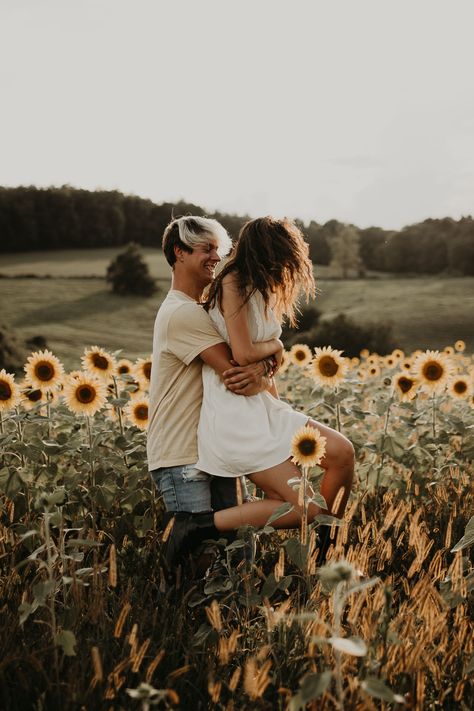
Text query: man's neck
170 274 202 302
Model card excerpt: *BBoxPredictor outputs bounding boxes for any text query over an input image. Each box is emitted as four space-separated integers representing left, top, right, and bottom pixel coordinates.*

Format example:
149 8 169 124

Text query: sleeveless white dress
196 291 308 478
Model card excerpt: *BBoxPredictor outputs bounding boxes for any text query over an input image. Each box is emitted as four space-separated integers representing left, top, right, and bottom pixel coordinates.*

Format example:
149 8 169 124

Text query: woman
195 216 355 533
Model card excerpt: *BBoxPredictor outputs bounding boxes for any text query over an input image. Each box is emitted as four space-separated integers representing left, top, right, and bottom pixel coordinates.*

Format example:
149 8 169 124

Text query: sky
1 0 474 230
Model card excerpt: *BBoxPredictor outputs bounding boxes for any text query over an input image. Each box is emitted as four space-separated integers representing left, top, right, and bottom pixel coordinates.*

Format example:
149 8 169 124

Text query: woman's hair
204 216 316 326
162 216 232 266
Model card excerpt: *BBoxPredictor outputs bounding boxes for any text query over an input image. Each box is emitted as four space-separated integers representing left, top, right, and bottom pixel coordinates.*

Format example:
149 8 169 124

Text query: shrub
283 312 397 357
281 305 322 346
0 322 26 373
106 242 157 296
310 313 396 356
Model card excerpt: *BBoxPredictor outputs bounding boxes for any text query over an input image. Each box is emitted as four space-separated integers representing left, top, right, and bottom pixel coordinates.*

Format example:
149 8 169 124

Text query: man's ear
174 244 185 263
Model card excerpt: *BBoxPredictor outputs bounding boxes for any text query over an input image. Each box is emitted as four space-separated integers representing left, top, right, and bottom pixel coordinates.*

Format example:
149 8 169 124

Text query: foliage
106 243 157 297
0 344 473 709
0 321 27 372
284 310 396 356
2 186 474 274
327 223 364 278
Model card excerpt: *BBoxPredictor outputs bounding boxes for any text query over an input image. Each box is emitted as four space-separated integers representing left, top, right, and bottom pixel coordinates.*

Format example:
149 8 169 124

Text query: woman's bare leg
306 419 355 517
213 420 354 532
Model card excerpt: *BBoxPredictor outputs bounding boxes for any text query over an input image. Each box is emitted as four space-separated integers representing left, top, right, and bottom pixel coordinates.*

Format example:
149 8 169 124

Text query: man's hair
162 216 232 267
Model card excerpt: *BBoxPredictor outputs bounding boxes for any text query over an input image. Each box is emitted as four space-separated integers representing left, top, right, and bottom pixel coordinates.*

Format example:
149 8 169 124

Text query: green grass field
1 249 473 367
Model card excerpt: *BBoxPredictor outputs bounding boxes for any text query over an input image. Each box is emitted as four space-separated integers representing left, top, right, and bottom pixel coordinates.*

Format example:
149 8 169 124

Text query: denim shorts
150 465 248 513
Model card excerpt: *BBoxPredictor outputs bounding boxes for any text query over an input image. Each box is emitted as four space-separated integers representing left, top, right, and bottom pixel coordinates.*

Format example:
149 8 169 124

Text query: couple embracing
146 215 355 572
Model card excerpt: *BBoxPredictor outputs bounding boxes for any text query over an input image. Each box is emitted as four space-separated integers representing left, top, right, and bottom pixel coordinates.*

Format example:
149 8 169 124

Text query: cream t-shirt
147 290 225 470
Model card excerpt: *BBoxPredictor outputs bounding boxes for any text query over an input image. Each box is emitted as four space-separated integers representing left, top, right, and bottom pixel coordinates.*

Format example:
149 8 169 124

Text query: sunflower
117 358 134 376
0 370 21 412
401 358 413 372
447 376 471 400
368 364 381 378
134 357 152 388
21 383 59 411
383 355 396 369
63 373 107 416
412 350 454 393
367 354 380 367
351 357 360 368
125 396 149 430
360 348 369 359
82 346 117 380
289 344 312 367
291 425 327 467
392 348 405 361
444 346 455 356
310 346 347 387
392 372 418 402
454 340 466 353
24 350 64 391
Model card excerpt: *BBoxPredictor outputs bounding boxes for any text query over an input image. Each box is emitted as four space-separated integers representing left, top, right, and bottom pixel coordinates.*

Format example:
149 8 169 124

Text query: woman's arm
221 273 283 366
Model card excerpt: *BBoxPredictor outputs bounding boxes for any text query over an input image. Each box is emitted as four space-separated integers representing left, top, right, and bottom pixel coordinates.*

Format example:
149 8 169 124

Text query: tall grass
0 347 473 709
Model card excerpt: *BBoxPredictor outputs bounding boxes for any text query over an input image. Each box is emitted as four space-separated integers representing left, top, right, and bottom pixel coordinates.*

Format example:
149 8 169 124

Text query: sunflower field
0 342 473 710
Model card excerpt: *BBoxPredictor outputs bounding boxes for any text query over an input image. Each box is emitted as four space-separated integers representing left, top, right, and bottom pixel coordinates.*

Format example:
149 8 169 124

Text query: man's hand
223 360 270 396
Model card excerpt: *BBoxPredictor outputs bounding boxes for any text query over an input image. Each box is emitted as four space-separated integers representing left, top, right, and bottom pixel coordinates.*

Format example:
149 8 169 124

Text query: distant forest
1 186 473 275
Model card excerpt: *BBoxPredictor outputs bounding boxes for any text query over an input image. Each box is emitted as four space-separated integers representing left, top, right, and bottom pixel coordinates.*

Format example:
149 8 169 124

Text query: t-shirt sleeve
167 303 225 365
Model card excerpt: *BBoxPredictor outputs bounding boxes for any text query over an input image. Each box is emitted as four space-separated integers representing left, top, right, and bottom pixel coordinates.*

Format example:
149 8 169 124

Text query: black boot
316 526 336 566
161 511 219 573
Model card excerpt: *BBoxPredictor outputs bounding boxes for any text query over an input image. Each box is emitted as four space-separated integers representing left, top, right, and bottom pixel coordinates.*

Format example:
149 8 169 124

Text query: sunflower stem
375 395 393 493
300 465 309 547
112 376 129 468
334 386 341 432
43 510 60 692
431 392 437 439
86 415 97 535
0 411 4 434
15 407 26 468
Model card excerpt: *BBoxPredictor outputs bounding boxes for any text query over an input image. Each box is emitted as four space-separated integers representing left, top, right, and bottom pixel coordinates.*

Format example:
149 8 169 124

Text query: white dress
196 290 308 478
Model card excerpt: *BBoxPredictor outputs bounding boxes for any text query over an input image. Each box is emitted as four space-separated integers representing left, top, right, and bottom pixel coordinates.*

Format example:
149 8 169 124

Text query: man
147 215 278 570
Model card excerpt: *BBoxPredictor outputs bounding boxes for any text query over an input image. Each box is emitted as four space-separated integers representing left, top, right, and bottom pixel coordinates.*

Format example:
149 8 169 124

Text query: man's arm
199 342 271 395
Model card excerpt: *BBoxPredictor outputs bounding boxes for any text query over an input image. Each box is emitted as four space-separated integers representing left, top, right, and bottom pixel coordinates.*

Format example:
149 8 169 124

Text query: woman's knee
308 420 355 469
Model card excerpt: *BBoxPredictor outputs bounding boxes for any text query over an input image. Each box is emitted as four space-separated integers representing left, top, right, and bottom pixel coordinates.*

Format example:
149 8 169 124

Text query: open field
2 249 474 366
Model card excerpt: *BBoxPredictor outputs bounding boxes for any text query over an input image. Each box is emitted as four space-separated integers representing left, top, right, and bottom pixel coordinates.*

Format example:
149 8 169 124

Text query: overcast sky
1 0 473 230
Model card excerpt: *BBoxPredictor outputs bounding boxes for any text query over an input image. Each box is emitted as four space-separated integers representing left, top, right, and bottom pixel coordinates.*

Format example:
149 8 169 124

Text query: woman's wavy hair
204 216 315 326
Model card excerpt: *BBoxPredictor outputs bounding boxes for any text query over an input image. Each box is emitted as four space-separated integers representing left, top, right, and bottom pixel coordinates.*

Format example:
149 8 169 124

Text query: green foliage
284 309 396 356
106 242 157 297
0 321 26 372
0 355 473 708
2 187 474 275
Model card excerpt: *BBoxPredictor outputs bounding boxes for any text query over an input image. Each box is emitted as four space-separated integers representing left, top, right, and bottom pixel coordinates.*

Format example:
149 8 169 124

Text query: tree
328 224 363 278
106 243 157 296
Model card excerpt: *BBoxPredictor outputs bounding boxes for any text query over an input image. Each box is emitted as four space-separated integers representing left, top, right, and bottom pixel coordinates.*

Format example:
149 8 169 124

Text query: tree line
1 186 473 275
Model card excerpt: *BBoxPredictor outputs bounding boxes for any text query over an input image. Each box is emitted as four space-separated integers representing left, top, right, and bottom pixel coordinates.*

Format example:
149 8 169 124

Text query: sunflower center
118 365 130 374
76 385 96 403
319 355 338 377
0 381 12 400
27 389 42 402
423 361 443 381
134 405 148 420
297 438 317 457
295 350 306 361
143 363 152 380
92 354 109 370
398 377 413 393
454 381 467 394
36 361 55 381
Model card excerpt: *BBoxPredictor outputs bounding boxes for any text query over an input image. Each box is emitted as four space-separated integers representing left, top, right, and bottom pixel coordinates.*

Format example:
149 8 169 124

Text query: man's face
182 237 220 289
